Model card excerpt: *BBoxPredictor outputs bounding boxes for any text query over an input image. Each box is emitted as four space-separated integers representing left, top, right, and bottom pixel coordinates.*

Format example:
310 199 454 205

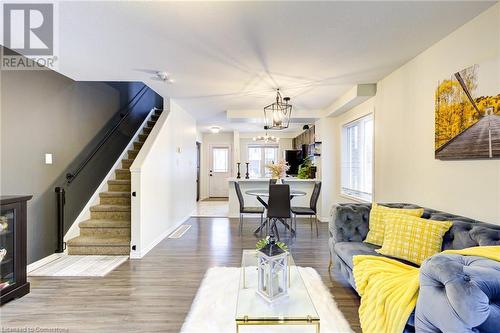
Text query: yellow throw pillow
364 203 424 246
376 213 453 265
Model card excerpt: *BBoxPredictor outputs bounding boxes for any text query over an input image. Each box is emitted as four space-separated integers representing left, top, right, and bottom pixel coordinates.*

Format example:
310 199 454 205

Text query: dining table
245 188 307 236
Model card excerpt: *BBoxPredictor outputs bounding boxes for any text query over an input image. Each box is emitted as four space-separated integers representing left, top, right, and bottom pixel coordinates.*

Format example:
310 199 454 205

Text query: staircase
67 109 163 255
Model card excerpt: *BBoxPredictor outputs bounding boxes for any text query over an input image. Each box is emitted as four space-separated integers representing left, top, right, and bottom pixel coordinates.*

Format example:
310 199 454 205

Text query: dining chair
291 181 322 237
267 184 291 240
234 182 265 236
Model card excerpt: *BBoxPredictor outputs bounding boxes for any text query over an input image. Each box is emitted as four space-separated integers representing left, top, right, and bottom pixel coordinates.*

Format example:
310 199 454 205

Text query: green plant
256 236 289 252
297 156 313 179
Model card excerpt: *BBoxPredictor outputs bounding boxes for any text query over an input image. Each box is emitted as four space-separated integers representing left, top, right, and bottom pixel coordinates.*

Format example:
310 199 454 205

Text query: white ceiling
51 1 495 132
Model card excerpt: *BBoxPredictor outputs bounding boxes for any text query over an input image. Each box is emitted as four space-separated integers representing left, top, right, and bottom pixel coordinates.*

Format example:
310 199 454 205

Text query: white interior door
209 145 231 197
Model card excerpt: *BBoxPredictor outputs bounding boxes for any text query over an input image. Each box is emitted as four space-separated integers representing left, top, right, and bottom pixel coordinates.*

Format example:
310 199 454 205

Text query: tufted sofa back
330 203 500 250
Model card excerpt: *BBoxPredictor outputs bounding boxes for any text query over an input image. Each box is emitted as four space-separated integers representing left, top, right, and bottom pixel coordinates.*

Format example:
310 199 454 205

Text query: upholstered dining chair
234 182 265 236
291 181 322 237
267 184 291 240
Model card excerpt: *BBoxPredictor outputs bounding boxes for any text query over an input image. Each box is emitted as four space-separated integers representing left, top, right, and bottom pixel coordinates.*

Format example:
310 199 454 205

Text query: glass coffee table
236 250 320 333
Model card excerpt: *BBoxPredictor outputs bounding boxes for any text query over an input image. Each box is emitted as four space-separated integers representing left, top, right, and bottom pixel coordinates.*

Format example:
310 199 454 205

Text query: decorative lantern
263 89 292 130
257 236 289 302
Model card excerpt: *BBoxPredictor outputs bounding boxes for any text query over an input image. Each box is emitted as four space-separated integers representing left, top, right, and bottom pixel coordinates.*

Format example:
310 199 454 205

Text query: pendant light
263 89 292 130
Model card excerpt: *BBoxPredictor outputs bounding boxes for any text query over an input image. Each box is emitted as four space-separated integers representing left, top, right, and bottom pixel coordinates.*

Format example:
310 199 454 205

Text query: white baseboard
27 253 63 273
130 213 191 259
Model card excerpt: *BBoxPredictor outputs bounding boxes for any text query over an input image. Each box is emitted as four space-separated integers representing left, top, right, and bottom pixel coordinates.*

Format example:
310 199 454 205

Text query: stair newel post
55 187 66 253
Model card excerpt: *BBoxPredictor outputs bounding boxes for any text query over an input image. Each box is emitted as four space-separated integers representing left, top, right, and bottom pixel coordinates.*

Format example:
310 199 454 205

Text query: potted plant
297 156 313 179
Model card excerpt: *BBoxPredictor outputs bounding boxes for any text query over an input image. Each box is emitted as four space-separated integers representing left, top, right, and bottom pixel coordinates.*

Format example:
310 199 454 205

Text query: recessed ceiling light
210 126 221 134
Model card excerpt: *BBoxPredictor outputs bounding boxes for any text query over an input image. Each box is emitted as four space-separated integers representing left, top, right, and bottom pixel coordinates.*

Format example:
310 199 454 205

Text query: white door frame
208 144 232 197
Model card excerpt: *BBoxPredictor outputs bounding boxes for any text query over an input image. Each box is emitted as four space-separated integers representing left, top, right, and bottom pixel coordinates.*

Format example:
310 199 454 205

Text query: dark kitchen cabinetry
292 126 322 157
0 195 32 304
293 126 316 149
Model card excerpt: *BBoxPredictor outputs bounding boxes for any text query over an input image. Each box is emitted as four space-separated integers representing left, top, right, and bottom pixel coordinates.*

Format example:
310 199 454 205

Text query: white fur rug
181 267 353 333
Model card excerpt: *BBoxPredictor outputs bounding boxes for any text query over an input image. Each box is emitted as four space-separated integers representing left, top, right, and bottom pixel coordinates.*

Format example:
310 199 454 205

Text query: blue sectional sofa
329 203 500 333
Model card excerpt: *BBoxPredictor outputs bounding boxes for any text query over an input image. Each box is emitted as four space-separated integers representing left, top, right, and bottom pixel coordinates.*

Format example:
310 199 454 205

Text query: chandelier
253 131 279 143
263 89 292 130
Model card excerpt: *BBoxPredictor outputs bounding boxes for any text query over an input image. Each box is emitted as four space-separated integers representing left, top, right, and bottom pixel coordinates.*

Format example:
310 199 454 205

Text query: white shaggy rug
181 267 353 333
29 255 128 277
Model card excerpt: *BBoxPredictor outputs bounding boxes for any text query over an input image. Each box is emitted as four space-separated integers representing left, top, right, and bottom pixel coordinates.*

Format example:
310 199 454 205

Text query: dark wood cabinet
0 195 32 304
293 126 316 149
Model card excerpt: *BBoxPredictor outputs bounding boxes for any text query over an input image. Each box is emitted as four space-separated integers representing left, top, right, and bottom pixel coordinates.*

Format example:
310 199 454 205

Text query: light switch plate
45 153 53 165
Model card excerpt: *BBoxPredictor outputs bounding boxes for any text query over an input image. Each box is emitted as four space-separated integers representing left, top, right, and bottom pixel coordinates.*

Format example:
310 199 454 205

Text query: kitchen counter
228 178 320 218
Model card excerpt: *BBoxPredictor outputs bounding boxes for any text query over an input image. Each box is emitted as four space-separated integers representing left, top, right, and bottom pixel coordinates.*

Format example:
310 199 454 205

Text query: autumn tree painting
435 64 500 159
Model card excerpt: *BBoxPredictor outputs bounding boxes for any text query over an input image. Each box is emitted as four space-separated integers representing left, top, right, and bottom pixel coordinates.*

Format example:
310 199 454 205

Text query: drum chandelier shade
263 89 292 130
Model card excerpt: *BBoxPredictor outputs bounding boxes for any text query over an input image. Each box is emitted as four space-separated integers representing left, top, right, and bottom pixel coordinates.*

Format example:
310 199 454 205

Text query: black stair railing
54 83 156 253
65 84 149 184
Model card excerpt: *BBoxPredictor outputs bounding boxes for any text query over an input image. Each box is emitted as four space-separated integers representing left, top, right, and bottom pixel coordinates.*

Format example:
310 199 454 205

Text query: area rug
29 255 128 277
180 267 353 333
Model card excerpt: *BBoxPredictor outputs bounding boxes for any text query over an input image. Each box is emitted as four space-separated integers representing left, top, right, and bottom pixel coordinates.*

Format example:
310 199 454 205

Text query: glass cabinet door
0 208 15 291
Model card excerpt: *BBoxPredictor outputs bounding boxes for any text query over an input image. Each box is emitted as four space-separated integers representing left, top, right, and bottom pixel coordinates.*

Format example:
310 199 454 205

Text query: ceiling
50 1 496 131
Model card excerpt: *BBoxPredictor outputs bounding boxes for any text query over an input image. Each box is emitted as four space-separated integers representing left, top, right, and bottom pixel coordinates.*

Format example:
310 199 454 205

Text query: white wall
130 99 197 258
199 132 234 199
322 4 500 224
374 4 500 223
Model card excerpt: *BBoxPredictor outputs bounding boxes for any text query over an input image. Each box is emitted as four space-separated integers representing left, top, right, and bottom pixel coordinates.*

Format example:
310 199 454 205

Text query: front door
209 145 231 197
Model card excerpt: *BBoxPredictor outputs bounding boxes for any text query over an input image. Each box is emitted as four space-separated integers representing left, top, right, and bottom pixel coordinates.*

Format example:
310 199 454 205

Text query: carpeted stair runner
67 109 162 255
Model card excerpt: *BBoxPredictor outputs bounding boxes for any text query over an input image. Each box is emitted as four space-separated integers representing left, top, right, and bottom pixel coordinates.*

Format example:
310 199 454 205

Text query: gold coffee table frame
236 316 320 333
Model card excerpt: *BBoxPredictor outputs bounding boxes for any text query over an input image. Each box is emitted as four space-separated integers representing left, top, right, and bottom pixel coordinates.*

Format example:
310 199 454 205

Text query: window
341 114 373 201
212 147 229 172
248 145 279 178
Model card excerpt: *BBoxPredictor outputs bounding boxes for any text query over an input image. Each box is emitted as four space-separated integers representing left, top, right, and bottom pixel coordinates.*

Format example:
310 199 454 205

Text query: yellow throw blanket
352 246 500 333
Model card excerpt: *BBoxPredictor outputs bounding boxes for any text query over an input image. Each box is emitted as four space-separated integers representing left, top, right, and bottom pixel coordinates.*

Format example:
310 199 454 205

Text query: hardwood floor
1 217 360 332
